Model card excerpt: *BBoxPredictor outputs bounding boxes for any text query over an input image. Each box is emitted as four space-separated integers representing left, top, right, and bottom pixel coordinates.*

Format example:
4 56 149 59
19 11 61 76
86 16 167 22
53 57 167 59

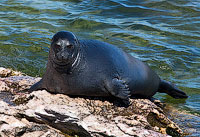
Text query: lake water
0 0 199 136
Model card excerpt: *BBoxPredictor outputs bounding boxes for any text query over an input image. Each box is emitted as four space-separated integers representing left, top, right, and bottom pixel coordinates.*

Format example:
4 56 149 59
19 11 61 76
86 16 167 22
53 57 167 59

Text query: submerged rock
0 67 183 137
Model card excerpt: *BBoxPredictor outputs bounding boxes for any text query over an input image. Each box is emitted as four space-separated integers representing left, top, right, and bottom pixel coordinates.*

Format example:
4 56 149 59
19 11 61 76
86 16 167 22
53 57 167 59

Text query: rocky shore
0 67 183 137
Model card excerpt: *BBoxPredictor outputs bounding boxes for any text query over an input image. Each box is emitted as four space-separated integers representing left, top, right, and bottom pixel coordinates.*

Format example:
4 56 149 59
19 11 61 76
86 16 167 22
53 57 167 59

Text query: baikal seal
30 31 188 104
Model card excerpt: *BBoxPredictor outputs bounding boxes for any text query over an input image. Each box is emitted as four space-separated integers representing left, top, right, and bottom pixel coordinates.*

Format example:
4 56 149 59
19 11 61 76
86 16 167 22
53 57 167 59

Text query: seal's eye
55 44 60 49
67 44 73 49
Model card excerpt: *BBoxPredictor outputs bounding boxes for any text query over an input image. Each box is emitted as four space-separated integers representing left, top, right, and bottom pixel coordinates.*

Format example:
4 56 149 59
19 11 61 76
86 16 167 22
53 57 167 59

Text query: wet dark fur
30 31 188 103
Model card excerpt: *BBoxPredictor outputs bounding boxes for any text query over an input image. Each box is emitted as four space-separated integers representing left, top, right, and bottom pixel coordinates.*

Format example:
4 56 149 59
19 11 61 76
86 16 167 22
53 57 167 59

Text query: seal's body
30 31 188 102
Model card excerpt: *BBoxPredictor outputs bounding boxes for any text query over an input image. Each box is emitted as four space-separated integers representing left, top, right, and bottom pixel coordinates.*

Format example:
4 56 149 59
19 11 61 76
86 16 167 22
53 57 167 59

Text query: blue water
0 0 200 136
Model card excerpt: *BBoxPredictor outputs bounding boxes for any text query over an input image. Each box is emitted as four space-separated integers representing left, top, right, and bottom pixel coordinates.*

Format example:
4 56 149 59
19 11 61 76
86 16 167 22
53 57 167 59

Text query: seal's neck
71 51 80 69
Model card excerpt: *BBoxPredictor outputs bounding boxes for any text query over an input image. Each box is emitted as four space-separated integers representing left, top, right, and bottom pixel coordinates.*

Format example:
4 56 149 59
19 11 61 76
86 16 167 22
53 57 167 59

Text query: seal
30 31 188 103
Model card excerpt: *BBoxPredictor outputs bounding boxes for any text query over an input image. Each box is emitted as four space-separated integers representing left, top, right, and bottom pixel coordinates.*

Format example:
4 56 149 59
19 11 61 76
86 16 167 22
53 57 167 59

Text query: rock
0 76 41 93
17 90 173 137
0 67 23 77
0 67 183 137
164 105 200 136
0 101 65 137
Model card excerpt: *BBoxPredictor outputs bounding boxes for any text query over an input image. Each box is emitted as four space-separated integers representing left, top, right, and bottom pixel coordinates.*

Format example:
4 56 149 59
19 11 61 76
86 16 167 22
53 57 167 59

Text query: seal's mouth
50 48 80 70
51 51 70 64
52 58 70 66
55 57 68 62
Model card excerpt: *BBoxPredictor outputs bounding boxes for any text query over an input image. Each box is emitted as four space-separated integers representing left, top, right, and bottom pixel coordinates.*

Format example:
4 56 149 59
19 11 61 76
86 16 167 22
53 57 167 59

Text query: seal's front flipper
106 78 130 105
29 80 43 92
158 80 188 99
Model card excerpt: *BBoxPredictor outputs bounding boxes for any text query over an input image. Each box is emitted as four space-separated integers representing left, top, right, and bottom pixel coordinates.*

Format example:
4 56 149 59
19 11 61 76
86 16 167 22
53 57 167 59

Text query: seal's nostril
60 52 68 60
61 53 65 58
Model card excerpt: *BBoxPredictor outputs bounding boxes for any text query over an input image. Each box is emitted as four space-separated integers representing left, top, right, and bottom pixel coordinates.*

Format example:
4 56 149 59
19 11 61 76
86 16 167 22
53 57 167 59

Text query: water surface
0 0 199 136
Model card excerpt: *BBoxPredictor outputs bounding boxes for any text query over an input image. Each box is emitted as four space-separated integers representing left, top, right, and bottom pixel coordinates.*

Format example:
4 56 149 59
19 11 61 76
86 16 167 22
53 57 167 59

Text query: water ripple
0 1 200 134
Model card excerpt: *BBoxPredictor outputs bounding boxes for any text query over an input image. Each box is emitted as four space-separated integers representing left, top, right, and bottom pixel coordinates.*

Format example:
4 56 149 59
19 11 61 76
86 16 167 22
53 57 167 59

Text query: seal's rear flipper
158 80 188 99
29 80 42 92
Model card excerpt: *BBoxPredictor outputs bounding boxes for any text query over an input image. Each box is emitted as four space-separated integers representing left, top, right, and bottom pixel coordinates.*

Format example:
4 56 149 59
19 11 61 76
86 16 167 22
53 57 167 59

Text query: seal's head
50 31 80 65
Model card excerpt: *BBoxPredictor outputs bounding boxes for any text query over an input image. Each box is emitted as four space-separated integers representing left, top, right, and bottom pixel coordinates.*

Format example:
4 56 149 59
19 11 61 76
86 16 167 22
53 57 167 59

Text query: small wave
0 1 200 134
